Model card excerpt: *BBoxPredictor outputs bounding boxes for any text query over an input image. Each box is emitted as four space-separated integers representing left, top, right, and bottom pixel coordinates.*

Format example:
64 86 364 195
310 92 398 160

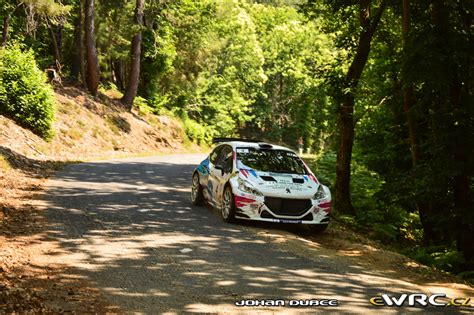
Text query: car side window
219 146 233 173
209 145 224 164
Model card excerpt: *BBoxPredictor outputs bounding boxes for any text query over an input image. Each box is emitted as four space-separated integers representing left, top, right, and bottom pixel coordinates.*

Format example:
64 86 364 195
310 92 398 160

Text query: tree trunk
1 14 11 46
84 0 100 96
113 60 125 91
56 23 63 56
79 0 87 89
48 24 61 71
2 4 21 47
454 148 472 259
71 5 82 80
451 62 472 261
402 0 419 166
335 0 387 215
453 13 474 263
122 0 145 109
72 3 87 88
336 93 356 214
401 0 436 246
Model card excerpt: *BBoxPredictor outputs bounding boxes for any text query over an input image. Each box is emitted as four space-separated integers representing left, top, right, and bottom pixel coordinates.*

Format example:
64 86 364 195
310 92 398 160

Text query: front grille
264 197 312 216
261 210 275 219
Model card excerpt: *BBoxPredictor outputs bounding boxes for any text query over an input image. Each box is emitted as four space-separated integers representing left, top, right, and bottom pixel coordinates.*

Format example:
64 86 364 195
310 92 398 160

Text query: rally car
191 138 332 232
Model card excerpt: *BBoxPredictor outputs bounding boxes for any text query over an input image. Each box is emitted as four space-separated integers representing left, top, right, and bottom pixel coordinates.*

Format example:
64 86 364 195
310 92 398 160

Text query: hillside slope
0 85 198 312
0 85 195 162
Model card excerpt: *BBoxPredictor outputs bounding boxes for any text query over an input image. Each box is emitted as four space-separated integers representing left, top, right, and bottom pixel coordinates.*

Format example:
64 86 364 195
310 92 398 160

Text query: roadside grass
0 153 11 170
79 147 207 162
67 128 84 140
57 100 79 115
91 126 106 139
105 115 123 135
99 83 123 100
0 84 208 312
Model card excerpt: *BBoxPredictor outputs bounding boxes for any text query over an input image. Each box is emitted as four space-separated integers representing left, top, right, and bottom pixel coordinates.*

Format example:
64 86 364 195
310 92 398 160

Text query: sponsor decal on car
234 195 256 208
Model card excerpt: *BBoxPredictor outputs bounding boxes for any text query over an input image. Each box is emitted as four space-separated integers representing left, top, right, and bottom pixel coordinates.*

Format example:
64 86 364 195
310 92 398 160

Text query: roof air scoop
258 142 273 149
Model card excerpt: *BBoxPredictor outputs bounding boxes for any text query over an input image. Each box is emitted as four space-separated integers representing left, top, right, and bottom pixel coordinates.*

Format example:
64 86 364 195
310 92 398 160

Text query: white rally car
191 138 332 232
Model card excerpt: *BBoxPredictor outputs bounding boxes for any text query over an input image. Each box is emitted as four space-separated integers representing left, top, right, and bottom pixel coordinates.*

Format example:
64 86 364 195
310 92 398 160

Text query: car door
209 145 233 206
206 145 224 204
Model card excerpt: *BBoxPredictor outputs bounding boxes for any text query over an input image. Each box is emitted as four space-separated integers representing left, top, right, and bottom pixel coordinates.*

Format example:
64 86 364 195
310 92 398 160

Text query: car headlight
238 178 263 196
314 185 327 200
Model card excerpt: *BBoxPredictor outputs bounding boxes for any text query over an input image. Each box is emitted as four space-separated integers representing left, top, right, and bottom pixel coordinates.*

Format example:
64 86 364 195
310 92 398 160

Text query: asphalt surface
42 154 466 314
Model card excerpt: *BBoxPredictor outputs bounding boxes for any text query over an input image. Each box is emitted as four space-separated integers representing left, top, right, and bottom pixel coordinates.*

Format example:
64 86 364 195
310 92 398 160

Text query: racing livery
191 139 331 232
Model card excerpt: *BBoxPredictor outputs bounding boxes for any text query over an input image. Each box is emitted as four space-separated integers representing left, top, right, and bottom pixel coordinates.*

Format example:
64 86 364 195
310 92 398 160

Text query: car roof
215 141 294 152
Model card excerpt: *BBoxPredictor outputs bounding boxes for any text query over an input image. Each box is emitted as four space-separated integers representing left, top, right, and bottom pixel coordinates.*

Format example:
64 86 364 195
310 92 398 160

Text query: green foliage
408 246 466 273
133 96 148 110
23 0 71 18
306 151 419 244
183 117 213 145
307 151 384 212
137 0 333 145
0 45 55 139
248 2 333 149
1 0 472 276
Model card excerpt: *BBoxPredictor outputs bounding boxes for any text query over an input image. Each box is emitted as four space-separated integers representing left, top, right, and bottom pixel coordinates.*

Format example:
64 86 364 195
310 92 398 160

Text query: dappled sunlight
35 154 471 313
104 287 170 297
338 250 363 257
423 283 474 299
216 280 236 286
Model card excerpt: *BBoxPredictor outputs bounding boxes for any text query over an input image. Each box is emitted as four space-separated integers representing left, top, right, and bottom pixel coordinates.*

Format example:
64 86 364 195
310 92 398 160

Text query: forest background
0 0 472 278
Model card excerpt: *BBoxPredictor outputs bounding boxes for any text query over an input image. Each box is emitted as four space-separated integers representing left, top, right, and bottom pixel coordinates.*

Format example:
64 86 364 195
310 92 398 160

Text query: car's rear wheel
221 185 236 223
191 173 204 206
307 224 328 234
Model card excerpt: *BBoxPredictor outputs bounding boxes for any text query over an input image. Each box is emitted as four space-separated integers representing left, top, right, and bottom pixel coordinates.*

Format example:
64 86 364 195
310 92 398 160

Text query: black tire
307 224 328 234
191 172 204 206
221 185 236 223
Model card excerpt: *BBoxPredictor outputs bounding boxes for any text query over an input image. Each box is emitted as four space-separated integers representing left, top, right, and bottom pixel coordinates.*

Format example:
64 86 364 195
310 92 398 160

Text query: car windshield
236 147 307 175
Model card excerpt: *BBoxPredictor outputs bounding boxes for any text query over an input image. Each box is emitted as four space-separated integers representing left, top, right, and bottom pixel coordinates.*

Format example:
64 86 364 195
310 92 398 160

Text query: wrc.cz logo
370 293 473 307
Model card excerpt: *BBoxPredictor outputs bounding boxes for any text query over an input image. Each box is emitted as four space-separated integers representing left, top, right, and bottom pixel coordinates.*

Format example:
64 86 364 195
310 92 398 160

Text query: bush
408 246 465 273
305 151 417 243
183 118 213 145
0 45 55 139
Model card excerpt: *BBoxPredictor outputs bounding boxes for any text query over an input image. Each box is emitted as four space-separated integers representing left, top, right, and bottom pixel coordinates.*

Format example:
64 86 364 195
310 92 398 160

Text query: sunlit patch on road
40 154 473 314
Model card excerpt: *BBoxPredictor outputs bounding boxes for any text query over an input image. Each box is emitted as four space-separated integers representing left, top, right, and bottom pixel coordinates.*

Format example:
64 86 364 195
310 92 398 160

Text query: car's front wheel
221 185 236 223
191 172 204 206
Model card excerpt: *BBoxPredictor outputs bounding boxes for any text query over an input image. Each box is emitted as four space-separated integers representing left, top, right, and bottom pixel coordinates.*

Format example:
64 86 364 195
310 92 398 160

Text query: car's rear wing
212 137 262 144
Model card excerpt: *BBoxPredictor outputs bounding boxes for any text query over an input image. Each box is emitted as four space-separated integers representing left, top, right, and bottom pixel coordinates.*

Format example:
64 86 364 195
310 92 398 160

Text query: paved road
43 154 465 314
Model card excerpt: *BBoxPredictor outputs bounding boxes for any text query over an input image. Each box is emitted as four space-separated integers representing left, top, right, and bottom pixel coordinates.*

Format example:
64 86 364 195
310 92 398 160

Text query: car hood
238 168 319 198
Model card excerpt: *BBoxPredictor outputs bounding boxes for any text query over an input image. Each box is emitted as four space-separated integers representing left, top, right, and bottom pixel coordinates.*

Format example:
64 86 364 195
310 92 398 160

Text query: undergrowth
305 151 471 281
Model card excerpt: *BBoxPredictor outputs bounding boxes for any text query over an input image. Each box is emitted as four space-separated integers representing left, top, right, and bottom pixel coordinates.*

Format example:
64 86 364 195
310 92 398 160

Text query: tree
1 3 21 47
71 0 86 87
84 0 100 96
122 0 145 109
353 0 473 265
334 0 386 215
401 0 418 167
247 3 331 149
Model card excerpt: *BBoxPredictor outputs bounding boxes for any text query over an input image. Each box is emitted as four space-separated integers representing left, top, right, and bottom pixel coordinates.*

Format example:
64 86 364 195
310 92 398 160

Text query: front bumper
233 190 331 225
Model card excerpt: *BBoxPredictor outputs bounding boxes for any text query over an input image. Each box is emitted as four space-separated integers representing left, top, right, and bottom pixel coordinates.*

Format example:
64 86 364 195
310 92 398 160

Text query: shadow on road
41 155 466 313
